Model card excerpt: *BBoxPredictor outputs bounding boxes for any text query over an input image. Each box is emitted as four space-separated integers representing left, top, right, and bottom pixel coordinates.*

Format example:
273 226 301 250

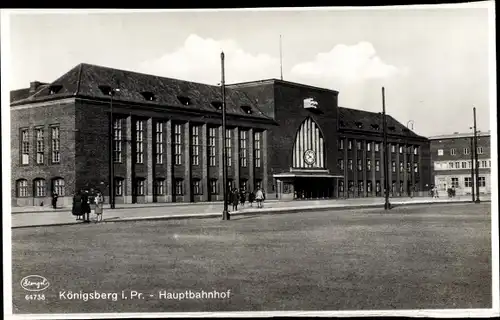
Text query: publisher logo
20 275 50 292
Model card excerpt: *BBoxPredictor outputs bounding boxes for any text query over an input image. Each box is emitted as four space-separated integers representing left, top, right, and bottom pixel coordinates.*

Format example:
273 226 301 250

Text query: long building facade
429 131 492 196
10 63 432 207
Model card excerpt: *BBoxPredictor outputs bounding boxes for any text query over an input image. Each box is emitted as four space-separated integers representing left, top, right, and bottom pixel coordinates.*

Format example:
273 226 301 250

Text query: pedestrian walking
81 190 91 222
231 188 239 211
248 191 255 207
239 189 246 208
255 188 264 208
94 192 103 222
72 191 82 220
52 192 58 210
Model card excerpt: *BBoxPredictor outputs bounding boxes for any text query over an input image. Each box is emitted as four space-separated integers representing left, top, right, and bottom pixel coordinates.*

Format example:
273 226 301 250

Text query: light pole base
475 199 481 204
222 210 230 220
384 202 391 210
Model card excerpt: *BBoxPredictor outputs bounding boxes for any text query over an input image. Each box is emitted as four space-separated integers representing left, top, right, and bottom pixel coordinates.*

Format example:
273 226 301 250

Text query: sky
3 4 495 137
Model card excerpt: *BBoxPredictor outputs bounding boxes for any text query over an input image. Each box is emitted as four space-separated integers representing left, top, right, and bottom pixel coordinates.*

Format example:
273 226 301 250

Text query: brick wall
11 99 77 207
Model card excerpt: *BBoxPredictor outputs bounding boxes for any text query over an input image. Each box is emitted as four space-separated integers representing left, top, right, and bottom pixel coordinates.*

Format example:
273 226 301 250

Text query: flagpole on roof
221 52 230 221
279 35 283 80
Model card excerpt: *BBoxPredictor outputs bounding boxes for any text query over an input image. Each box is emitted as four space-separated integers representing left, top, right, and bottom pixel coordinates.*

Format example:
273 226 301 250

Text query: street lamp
472 107 480 203
109 87 120 209
468 128 475 202
221 52 230 220
406 120 415 197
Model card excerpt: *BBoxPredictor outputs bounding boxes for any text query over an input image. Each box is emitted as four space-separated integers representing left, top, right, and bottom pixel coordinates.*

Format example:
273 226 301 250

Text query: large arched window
292 117 326 169
52 178 65 196
17 179 28 197
33 178 46 197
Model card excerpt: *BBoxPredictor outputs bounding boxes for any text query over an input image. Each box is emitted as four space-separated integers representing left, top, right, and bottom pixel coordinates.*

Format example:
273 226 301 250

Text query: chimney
29 81 42 94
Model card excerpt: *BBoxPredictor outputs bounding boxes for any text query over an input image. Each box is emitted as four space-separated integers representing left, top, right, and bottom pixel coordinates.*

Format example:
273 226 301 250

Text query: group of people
72 188 103 223
227 187 265 211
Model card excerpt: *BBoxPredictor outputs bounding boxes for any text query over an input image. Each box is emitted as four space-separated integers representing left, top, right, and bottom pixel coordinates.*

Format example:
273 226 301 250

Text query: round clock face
304 149 316 165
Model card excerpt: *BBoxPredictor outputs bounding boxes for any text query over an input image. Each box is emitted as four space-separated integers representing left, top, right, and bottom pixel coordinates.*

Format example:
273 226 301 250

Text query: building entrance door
294 178 334 199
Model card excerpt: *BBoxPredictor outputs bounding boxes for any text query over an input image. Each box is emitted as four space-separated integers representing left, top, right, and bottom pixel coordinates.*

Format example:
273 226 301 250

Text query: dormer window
98 85 112 95
48 85 63 95
371 124 380 130
211 101 222 110
355 121 363 129
388 126 396 131
177 96 192 106
241 105 252 114
339 120 345 127
141 91 156 101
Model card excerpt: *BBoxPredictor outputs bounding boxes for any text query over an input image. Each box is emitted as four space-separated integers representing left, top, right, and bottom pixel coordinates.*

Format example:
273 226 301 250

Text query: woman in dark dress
248 191 255 207
231 189 239 211
239 189 246 208
72 191 82 220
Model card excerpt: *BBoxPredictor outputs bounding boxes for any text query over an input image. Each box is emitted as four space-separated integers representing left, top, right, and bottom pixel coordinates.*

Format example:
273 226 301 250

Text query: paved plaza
10 196 489 228
11 202 492 313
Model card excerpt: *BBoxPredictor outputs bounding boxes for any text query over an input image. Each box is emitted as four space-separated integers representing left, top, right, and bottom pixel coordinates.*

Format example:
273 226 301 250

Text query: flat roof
429 131 491 140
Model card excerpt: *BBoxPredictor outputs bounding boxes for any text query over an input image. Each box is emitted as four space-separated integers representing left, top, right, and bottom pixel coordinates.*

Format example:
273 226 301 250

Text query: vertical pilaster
353 139 358 197
146 117 153 203
396 143 401 196
249 128 255 192
165 120 173 202
403 144 408 195
125 115 133 204
201 124 209 202
234 127 240 189
371 141 376 197
380 140 385 196
184 122 192 202
262 129 269 193
362 140 367 197
411 145 415 193
343 137 348 198
218 126 224 195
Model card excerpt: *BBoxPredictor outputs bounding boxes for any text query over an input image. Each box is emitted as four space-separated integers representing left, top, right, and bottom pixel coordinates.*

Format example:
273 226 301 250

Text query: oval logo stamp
20 275 50 292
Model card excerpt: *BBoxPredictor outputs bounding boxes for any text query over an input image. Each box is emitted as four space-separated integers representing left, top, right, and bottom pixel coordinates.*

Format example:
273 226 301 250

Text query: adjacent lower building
10 63 432 207
429 131 491 196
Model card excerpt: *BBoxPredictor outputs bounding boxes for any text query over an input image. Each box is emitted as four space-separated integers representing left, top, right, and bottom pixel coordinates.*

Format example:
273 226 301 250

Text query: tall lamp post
109 87 120 209
473 107 480 203
406 120 415 197
221 52 230 220
469 133 475 202
382 87 391 210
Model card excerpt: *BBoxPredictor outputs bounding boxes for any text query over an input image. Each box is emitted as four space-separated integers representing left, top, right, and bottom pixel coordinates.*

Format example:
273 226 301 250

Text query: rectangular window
154 179 164 195
449 162 454 169
464 177 472 188
155 122 164 164
375 143 380 152
338 180 344 193
210 179 218 194
136 178 145 195
437 149 443 156
407 162 411 173
455 161 459 168
53 178 65 196
338 159 344 170
357 141 362 150
174 123 182 165
357 159 362 171
175 179 183 195
477 147 483 154
468 161 472 168
51 126 60 164
375 160 380 172
348 181 354 192
348 140 352 150
17 180 28 197
481 160 487 168
367 142 371 152
191 125 200 166
400 161 404 173
391 144 396 153
461 161 467 169
135 120 144 164
114 178 123 196
193 180 202 195
358 181 364 193
34 179 46 197
209 127 217 167
21 128 30 165
240 130 248 167
226 129 232 167
463 148 469 155
113 119 122 163
399 146 403 154
478 177 485 187
392 161 396 172
414 146 419 155
254 131 262 168
414 163 418 173
367 159 371 171
450 148 456 155
367 181 372 193
348 159 353 170
451 177 459 188
35 127 44 164
338 138 344 150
